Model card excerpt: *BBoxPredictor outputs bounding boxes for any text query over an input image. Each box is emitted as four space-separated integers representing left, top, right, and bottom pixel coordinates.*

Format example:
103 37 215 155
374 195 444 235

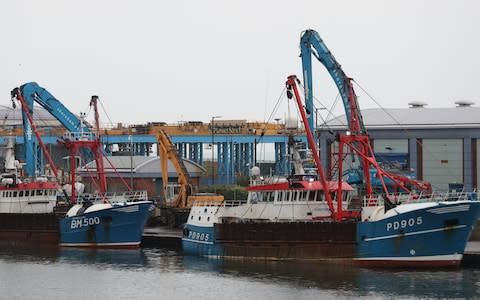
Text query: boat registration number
188 230 210 242
70 217 101 229
386 216 423 231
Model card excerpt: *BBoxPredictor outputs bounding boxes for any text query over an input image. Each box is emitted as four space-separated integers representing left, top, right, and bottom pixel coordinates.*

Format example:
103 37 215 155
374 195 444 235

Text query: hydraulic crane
11 82 91 177
298 29 431 218
300 29 365 134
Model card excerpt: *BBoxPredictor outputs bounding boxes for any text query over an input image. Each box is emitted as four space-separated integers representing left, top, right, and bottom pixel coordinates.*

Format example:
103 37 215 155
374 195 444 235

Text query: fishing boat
57 96 153 248
0 135 58 214
0 134 60 246
182 74 480 267
12 88 153 248
59 191 153 248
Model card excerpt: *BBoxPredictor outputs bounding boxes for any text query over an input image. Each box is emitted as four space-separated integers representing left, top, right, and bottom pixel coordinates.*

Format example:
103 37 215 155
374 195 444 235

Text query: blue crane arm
11 82 91 176
300 29 365 133
18 82 90 133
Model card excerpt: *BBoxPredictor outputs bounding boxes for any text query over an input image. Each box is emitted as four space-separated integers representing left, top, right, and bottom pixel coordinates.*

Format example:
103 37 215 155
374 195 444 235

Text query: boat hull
356 201 480 267
59 202 152 248
182 201 480 267
183 221 357 262
0 213 59 246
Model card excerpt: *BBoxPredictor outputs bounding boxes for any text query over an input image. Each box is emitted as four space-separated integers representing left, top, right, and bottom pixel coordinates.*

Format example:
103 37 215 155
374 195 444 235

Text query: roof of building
79 156 206 178
324 106 480 130
0 105 61 127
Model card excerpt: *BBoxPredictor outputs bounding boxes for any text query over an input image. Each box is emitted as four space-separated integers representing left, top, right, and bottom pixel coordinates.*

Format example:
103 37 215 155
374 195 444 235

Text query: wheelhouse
246 176 354 204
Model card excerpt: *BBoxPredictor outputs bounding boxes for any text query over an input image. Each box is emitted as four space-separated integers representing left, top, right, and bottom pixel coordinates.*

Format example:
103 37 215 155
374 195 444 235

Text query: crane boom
15 82 90 133
300 29 365 133
11 82 91 176
299 29 432 204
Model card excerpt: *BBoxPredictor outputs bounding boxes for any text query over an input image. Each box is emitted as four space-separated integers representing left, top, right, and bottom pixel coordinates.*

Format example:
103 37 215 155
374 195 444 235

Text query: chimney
455 100 474 107
408 101 427 108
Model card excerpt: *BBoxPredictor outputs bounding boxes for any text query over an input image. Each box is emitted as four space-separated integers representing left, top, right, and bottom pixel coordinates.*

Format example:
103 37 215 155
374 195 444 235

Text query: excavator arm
156 129 191 208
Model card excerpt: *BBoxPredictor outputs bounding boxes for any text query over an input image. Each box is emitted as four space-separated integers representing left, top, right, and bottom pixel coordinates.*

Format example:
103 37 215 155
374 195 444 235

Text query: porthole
198 216 201 221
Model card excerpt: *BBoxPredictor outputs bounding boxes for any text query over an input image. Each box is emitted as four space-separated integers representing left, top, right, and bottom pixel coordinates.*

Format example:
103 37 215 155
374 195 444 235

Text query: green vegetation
199 184 248 200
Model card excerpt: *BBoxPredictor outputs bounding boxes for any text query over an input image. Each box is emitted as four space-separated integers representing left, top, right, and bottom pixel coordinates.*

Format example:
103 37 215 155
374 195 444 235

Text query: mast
285 75 337 220
60 96 107 204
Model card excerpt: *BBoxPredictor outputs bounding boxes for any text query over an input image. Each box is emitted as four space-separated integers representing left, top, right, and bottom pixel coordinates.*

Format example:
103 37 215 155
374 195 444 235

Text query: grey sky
2 0 478 127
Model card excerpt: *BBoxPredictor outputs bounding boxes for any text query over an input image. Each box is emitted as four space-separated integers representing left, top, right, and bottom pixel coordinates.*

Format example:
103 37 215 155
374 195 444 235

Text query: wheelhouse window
276 191 285 202
285 191 292 202
299 191 308 202
330 193 337 202
291 191 298 202
342 191 351 203
263 192 273 202
317 191 325 201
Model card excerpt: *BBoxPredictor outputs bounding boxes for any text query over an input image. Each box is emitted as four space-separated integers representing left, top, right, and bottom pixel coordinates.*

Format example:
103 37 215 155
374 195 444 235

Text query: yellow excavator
156 129 223 226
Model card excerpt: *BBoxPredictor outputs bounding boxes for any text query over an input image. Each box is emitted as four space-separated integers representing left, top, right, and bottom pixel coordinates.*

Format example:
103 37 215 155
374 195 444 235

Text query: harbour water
0 245 479 299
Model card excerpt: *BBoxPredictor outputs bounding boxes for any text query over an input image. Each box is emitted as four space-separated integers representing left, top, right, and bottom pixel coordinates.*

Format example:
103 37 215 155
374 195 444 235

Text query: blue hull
356 201 480 266
182 224 223 257
182 201 480 267
59 202 152 248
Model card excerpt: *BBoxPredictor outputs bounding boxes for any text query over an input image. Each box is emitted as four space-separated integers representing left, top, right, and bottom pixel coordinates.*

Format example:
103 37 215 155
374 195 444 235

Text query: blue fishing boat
182 72 480 267
57 96 152 248
183 178 480 267
59 194 152 248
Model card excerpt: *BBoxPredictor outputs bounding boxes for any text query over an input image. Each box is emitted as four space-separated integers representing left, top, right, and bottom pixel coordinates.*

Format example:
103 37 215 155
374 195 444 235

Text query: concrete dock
141 226 480 267
462 241 480 267
141 226 182 248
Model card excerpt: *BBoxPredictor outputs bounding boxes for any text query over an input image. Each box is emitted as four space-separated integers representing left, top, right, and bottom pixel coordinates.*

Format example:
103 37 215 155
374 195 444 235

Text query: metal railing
362 189 478 207
62 132 95 141
74 190 148 205
190 198 246 207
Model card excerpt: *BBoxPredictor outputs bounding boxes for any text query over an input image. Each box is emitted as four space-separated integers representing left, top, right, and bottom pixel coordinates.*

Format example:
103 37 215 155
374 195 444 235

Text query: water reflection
0 245 60 264
183 255 480 299
0 245 478 299
59 248 148 270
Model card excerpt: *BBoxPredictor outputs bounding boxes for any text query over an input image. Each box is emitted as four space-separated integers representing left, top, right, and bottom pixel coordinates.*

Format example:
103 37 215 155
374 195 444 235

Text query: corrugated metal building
318 102 480 191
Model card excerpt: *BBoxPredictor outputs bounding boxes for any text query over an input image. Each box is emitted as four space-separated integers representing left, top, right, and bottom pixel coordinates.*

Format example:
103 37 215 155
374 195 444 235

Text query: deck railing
191 199 246 207
74 190 148 205
362 189 478 207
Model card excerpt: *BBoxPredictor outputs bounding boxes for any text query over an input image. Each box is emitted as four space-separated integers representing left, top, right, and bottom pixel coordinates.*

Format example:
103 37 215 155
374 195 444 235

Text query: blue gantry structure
1 133 300 184
8 82 304 184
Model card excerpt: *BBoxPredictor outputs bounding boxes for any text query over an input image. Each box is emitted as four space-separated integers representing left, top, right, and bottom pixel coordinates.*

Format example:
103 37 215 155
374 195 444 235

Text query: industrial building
318 101 480 191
